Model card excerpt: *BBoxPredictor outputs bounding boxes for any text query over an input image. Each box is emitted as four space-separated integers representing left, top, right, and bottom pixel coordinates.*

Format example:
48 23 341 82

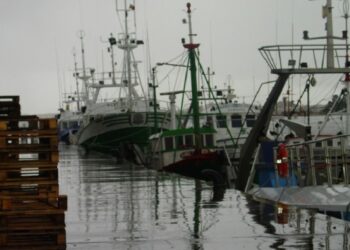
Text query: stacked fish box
0 96 67 250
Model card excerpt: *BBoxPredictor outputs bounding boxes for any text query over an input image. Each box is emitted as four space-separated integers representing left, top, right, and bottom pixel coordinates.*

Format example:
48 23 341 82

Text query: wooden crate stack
0 96 67 250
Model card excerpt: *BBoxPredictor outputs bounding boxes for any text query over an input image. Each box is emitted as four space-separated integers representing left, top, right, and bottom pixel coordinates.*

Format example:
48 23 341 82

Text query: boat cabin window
205 134 214 147
185 135 194 147
176 136 184 148
206 116 213 127
164 137 174 150
246 114 256 127
231 114 242 128
216 115 226 128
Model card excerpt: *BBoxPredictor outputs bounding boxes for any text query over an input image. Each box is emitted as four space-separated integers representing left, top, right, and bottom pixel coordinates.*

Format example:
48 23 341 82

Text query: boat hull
162 150 227 183
77 112 170 153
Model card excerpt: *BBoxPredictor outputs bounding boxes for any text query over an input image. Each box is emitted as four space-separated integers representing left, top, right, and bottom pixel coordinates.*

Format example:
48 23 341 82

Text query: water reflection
58 145 350 250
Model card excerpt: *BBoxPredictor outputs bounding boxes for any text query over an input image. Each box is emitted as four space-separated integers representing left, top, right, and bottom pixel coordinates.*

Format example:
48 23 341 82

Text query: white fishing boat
76 1 171 155
202 86 261 160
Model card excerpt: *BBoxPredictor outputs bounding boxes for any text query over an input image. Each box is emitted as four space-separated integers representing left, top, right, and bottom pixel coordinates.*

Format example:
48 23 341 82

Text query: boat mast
116 0 141 110
303 0 338 68
183 3 201 148
151 67 158 130
124 0 133 110
79 31 90 105
108 34 117 85
73 49 81 111
325 0 335 68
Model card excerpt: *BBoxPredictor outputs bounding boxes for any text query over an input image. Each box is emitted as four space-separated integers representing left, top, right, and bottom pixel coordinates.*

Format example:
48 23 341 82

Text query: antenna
187 3 194 44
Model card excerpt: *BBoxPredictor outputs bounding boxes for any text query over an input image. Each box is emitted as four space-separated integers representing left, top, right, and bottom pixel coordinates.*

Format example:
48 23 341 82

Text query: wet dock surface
58 145 350 250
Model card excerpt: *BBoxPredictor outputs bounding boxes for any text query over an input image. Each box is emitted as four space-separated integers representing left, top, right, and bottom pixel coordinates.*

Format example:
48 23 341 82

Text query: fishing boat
57 37 91 145
75 1 171 155
206 86 261 160
237 0 350 219
57 101 82 145
148 3 233 185
57 67 83 145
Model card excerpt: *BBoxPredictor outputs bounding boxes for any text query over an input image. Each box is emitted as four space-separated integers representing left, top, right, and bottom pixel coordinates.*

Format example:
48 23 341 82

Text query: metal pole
326 0 335 68
244 144 260 192
79 31 89 103
73 51 81 111
109 35 117 85
341 137 349 185
324 141 333 186
308 144 317 186
185 3 201 149
124 0 133 110
307 82 310 126
152 67 158 131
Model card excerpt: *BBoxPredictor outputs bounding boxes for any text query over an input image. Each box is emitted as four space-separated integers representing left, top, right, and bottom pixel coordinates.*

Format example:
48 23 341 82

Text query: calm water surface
58 145 350 250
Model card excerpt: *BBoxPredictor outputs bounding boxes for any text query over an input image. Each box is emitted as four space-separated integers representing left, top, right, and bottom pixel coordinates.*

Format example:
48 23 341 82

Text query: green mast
183 2 201 149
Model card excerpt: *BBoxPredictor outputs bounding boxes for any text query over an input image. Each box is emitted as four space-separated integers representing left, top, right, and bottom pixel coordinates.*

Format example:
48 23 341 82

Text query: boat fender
276 143 288 178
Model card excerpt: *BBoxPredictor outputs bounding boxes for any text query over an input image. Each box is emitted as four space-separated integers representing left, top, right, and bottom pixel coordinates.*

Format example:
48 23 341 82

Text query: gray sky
0 0 347 114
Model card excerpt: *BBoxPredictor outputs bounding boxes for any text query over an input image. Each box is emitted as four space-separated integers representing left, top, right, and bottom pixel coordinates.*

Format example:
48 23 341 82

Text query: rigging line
130 52 145 97
157 52 187 84
171 56 189 93
115 0 125 34
177 59 191 129
310 75 341 105
165 51 188 64
316 75 343 101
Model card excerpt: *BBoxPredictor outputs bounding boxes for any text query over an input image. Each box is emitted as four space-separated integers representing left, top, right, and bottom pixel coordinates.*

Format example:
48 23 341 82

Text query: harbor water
59 144 350 250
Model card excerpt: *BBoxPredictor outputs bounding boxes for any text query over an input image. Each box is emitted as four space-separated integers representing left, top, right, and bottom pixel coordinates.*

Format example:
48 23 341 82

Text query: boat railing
272 134 350 188
259 44 350 74
91 71 139 86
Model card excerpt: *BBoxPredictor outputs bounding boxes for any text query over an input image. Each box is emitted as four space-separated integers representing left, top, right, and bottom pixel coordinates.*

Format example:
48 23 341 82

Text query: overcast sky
0 0 348 114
